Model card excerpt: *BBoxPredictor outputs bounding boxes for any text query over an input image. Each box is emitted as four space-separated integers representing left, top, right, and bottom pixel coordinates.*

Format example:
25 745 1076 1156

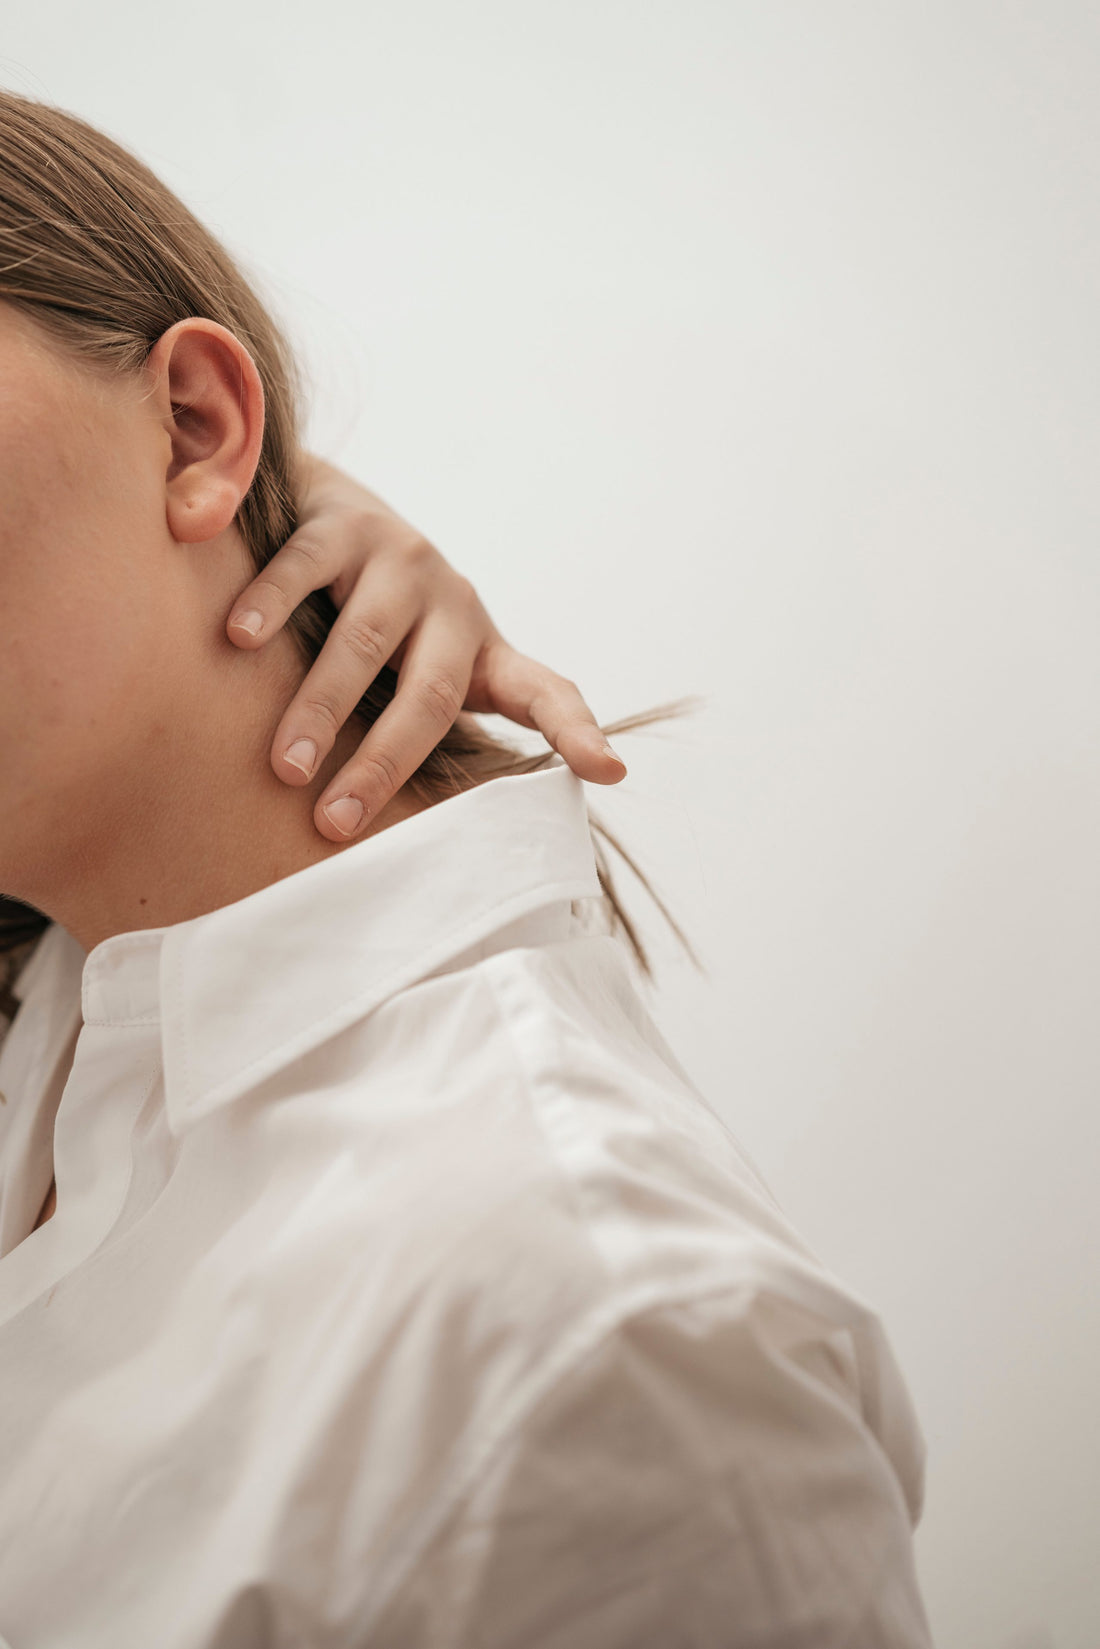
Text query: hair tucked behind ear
0 87 702 981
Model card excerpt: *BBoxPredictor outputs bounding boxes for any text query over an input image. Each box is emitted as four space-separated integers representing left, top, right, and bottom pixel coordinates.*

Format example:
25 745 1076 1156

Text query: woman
0 89 934 1648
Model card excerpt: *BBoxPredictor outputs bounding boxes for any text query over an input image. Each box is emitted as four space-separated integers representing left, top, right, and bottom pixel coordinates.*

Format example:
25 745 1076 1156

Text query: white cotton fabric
0 762 934 1648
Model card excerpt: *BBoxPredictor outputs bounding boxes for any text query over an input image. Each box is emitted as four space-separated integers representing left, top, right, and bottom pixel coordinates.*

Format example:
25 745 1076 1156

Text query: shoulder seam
478 949 617 1290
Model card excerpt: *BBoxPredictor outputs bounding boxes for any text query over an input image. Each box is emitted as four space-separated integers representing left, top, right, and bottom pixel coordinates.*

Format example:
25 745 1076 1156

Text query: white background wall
3 5 1097 1644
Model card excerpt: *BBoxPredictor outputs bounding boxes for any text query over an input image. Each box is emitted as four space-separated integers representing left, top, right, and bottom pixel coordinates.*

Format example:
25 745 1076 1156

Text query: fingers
269 574 427 787
227 506 626 847
225 527 342 647
312 618 476 840
468 641 628 784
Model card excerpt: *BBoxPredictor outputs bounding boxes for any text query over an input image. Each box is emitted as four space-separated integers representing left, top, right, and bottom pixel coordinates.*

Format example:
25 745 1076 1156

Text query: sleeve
363 1285 935 1649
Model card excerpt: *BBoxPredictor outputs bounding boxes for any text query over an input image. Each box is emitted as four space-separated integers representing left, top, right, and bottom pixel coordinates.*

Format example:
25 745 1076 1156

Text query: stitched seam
358 951 774 1635
81 1015 159 1029
481 946 619 1290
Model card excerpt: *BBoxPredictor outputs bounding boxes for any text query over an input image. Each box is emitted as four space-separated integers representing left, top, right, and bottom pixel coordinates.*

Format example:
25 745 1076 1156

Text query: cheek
3 505 167 762
7 624 148 761
0 363 181 801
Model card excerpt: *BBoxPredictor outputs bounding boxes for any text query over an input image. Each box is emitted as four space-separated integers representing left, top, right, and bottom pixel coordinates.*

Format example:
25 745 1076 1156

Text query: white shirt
0 763 933 1649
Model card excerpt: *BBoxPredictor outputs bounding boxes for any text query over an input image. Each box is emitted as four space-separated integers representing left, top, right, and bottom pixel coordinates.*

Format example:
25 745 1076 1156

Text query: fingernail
284 738 317 778
601 740 627 769
231 609 264 637
322 795 364 837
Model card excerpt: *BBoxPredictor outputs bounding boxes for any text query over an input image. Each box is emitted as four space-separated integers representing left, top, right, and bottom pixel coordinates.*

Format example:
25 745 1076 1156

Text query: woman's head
0 90 501 821
0 91 336 824
0 87 692 974
0 295 275 854
0 89 305 566
0 101 361 942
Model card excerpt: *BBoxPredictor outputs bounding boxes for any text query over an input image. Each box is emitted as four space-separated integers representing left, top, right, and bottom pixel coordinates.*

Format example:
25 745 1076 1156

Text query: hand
226 454 627 841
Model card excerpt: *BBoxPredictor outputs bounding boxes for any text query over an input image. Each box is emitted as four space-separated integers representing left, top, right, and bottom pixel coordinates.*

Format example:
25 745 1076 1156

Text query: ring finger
313 616 478 840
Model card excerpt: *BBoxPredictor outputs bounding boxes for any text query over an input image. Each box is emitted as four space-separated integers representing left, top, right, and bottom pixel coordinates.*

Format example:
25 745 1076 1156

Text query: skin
4 302 632 1234
0 300 428 960
228 456 628 843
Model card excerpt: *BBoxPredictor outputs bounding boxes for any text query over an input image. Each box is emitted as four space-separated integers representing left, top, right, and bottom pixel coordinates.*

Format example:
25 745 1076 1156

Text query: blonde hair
0 88 699 979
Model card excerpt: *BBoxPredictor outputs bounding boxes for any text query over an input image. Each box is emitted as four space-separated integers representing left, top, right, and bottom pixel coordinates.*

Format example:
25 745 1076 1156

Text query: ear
145 318 265 545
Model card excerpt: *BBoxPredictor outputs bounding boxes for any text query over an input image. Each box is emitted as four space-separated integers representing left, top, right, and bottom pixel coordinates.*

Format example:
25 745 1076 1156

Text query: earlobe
167 475 246 544
152 318 265 546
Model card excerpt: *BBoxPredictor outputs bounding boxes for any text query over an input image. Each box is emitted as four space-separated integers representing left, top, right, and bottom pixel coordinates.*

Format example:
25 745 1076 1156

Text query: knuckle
357 746 402 798
402 533 437 571
528 673 574 720
339 612 392 673
453 573 481 613
415 671 464 725
346 506 378 540
250 569 294 607
298 686 345 736
285 535 328 576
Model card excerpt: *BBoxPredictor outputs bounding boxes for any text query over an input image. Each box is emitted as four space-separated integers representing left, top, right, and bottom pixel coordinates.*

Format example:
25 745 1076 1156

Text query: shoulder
374 931 930 1502
223 935 930 1639
388 934 838 1305
366 1281 932 1649
346 933 901 1359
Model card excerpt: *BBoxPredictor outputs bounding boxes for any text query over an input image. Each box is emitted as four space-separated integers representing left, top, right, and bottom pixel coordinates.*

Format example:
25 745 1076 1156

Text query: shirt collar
80 762 601 1132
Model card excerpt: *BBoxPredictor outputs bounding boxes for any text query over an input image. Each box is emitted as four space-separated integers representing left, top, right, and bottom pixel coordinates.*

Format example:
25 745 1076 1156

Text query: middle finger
271 573 426 784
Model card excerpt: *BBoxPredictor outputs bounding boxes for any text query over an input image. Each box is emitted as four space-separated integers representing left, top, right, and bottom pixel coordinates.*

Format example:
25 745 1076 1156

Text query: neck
14 624 426 958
